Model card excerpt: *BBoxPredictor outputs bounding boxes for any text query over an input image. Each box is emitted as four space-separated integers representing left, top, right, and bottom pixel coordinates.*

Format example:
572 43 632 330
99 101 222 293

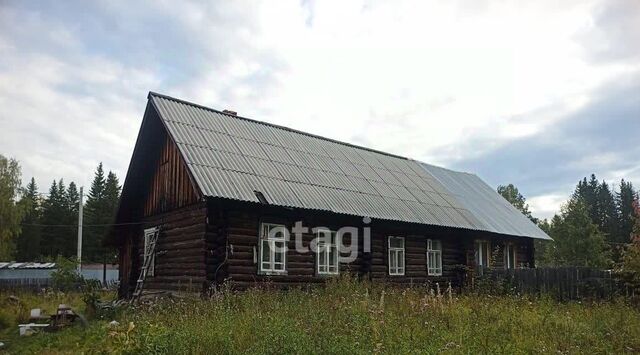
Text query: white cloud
0 0 638 220
528 194 567 220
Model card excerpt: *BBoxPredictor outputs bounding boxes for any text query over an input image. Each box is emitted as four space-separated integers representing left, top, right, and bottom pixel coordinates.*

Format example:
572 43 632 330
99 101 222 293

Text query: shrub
50 257 84 291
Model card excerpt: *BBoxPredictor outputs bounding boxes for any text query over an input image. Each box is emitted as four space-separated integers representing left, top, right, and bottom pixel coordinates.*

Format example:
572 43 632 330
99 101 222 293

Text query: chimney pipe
223 109 237 116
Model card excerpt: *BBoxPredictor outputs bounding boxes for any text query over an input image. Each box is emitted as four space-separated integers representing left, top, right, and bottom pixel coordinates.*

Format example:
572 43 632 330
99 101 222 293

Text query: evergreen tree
620 200 640 284
572 174 601 226
586 174 600 223
40 179 76 258
597 181 617 235
101 171 121 264
597 180 620 260
617 179 638 244
544 197 610 268
40 180 61 257
64 182 80 256
84 163 108 262
53 179 68 255
16 177 42 261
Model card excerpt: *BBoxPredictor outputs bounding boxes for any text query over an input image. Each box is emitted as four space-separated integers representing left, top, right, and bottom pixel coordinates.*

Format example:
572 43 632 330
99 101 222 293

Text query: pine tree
596 181 618 234
16 177 42 261
65 182 80 256
544 197 610 268
586 174 600 223
617 179 638 244
84 163 107 262
620 200 640 284
40 180 61 257
573 174 601 227
104 172 121 214
101 171 121 265
597 181 619 258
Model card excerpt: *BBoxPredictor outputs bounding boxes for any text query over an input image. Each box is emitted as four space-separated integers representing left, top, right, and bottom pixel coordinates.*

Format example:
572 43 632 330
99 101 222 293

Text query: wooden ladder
132 227 159 302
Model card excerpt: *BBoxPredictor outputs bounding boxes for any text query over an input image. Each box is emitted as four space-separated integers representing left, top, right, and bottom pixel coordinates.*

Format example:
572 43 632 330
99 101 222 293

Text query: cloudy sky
0 0 638 219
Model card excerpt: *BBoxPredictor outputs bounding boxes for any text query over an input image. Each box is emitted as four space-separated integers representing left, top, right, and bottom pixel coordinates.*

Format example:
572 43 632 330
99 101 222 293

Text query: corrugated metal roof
0 262 56 269
148 92 550 240
419 163 551 240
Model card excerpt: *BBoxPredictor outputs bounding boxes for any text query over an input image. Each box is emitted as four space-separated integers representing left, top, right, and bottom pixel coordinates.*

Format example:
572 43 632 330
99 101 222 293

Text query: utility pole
77 187 84 273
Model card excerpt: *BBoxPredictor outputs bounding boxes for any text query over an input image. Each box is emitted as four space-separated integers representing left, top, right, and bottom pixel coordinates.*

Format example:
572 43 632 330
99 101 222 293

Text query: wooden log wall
130 202 208 293
208 202 536 290
143 133 199 217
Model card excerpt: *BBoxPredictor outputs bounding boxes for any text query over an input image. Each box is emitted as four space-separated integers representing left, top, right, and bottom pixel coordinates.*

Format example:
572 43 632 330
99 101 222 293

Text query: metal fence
476 267 637 300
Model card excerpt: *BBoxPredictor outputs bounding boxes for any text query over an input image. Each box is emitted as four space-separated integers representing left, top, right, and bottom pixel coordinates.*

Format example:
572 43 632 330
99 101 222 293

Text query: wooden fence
476 267 637 300
0 278 119 291
0 278 52 290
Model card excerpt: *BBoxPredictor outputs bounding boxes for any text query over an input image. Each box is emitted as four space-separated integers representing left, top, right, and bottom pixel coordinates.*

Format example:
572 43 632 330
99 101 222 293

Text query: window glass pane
317 241 326 253
261 240 271 263
270 225 286 240
274 262 284 271
389 237 403 248
434 240 442 251
329 247 336 267
398 251 404 269
274 247 283 263
390 251 397 269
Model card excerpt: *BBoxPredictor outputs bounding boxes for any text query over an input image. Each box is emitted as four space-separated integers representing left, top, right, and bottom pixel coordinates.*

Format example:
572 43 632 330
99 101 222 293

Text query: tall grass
2 276 640 354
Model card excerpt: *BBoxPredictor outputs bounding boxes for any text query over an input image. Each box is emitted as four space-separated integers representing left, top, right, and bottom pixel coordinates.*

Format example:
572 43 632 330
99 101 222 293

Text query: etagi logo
265 217 372 263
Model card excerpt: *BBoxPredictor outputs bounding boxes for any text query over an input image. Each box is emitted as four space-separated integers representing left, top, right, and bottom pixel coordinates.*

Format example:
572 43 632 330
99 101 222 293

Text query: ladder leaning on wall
131 227 160 302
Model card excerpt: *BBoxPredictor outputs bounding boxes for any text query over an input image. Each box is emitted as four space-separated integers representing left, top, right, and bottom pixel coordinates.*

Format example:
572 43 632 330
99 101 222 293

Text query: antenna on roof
223 109 237 116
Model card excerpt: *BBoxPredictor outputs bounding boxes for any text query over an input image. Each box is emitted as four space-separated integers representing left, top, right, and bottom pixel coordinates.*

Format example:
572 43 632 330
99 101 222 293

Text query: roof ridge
416 160 477 176
148 91 410 161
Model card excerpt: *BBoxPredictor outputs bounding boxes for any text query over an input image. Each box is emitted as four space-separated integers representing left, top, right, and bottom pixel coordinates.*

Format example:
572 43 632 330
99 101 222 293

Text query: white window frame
258 223 287 275
504 242 517 269
316 229 339 275
426 239 442 276
475 240 491 268
143 227 158 277
388 236 405 276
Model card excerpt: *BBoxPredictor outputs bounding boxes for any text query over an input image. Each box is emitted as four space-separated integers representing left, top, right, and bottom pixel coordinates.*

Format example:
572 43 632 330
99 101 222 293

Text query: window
504 243 517 269
258 223 287 274
143 227 158 277
316 229 339 275
474 240 491 268
426 239 442 276
388 236 405 276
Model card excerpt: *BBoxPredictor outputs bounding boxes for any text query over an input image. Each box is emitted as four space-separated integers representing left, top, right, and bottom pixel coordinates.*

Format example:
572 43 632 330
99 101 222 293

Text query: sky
0 0 638 219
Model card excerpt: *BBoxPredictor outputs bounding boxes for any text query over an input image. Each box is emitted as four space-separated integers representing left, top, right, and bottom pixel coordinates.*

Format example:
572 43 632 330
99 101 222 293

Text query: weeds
1 276 639 354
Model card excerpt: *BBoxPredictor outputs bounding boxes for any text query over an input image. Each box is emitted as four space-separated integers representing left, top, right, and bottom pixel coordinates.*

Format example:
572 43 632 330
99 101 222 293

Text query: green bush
50 256 84 291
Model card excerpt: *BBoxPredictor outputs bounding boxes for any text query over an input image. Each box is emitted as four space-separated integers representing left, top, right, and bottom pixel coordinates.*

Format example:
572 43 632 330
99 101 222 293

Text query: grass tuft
1 277 639 354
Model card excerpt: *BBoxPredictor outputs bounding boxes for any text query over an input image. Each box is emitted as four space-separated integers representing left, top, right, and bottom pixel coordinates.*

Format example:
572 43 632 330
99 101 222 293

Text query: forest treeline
498 175 640 270
0 154 120 263
2 152 640 274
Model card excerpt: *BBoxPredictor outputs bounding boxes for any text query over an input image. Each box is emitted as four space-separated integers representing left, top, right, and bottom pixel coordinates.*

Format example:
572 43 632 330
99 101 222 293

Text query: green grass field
1 277 639 354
